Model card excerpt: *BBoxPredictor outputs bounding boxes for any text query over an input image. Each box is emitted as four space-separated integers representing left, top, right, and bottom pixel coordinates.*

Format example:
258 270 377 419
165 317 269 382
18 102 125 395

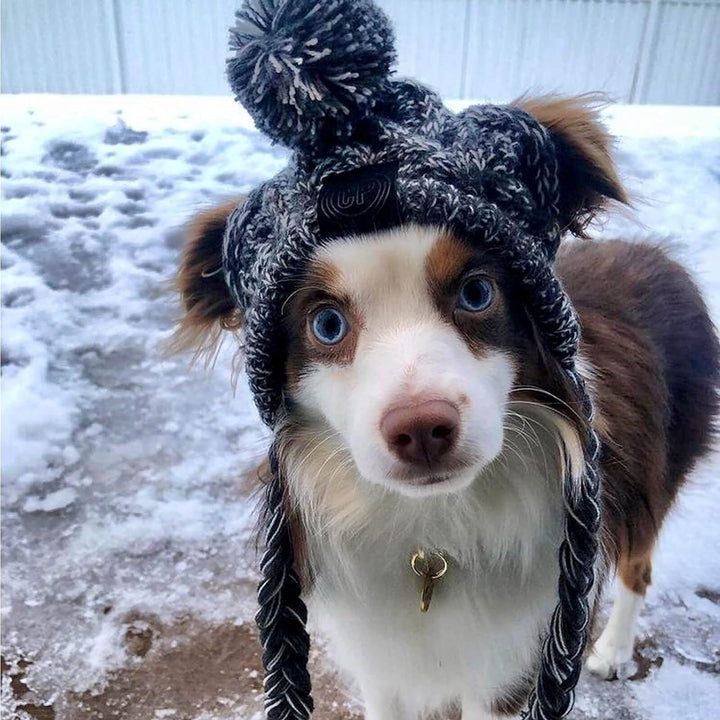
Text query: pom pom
227 0 396 150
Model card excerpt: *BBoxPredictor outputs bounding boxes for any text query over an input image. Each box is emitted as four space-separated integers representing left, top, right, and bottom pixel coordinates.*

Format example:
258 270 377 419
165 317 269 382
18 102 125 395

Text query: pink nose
380 400 460 466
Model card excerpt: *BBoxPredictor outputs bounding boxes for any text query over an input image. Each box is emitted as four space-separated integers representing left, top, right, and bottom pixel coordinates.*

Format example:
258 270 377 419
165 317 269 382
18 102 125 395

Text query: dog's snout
381 400 460 466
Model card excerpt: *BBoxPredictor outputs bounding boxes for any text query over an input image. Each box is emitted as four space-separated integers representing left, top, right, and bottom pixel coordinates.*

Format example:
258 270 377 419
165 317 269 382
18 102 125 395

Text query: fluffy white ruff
279 406 584 718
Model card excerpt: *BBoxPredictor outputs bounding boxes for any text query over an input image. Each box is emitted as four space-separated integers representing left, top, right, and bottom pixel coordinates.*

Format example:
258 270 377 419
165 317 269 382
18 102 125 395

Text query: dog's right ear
515 95 628 237
170 199 244 362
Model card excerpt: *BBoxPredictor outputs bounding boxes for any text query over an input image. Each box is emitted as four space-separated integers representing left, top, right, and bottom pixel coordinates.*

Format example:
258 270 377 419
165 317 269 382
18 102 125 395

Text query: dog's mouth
385 456 481 492
416 474 455 486
411 475 456 487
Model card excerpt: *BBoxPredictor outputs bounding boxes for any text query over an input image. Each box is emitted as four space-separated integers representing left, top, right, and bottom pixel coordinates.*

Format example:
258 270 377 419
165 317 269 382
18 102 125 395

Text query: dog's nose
381 400 460 466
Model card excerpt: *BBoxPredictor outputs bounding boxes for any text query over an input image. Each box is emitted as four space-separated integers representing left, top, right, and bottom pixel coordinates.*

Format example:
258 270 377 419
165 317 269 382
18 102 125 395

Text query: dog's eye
457 276 494 312
311 307 348 345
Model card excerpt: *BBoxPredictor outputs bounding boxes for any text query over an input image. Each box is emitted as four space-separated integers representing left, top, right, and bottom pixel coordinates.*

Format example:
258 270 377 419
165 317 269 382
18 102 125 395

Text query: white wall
2 0 719 104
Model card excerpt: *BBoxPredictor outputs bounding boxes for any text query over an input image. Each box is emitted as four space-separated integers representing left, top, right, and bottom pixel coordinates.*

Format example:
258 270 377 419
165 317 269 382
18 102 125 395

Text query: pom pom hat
224 1 604 717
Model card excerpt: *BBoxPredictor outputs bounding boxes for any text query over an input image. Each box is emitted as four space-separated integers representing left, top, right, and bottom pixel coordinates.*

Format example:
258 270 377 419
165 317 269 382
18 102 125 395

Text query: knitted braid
256 440 313 719
526 372 602 719
507 228 602 719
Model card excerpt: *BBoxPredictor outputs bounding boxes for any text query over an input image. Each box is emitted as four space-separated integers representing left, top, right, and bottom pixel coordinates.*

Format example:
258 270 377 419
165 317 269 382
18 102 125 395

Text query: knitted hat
224 1 605 718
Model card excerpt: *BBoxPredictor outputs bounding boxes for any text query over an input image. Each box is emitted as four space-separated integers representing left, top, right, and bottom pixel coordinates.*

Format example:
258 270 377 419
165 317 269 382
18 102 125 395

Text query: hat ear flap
516 95 628 237
170 199 243 362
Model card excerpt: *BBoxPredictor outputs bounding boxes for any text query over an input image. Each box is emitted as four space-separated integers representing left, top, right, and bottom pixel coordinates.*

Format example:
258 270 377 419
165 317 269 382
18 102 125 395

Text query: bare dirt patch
5 618 361 720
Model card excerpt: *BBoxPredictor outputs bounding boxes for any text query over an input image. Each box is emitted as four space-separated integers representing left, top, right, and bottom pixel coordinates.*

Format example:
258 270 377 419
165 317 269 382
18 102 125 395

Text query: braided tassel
256 441 314 720
526 371 602 719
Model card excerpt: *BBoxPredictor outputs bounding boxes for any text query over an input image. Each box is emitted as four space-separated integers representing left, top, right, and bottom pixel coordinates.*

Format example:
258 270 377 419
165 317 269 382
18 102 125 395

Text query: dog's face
174 96 625 506
283 225 544 497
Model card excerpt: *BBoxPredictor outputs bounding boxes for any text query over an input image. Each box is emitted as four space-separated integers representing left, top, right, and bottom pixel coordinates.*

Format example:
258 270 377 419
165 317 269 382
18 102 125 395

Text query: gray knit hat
224 1 602 718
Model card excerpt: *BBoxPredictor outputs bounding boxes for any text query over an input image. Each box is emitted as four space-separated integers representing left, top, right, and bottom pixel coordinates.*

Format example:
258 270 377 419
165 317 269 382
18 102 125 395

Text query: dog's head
175 97 625 504
282 224 541 496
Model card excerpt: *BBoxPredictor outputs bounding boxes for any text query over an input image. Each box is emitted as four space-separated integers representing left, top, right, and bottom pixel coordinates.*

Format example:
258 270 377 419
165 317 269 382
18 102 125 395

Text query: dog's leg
586 548 652 679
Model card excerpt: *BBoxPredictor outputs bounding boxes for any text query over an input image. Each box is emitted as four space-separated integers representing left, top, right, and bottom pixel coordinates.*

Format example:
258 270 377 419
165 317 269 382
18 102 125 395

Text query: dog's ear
515 95 628 237
170 199 244 362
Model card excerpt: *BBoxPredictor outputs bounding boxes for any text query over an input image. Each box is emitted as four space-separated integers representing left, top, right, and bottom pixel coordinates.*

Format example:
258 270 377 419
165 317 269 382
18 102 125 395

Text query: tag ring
411 550 448 580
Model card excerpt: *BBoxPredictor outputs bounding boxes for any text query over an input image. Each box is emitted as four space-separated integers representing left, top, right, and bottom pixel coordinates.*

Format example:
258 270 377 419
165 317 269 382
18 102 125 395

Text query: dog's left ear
516 95 629 236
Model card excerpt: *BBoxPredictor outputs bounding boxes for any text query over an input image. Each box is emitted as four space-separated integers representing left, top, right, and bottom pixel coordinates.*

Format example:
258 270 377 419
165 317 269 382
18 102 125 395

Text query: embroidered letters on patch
317 161 401 238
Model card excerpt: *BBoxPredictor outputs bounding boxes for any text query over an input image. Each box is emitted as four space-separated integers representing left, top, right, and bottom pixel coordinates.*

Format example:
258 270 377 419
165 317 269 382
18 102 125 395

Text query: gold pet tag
411 550 448 613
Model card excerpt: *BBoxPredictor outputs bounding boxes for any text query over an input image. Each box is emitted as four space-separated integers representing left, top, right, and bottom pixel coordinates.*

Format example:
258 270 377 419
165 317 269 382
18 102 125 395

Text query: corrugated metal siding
642 1 720 104
376 0 469 97
463 0 651 102
1 0 121 93
1 0 719 103
116 0 239 94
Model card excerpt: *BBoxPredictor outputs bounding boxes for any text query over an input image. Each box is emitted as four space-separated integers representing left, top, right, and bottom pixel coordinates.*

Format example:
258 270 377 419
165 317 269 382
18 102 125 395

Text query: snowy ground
1 95 719 720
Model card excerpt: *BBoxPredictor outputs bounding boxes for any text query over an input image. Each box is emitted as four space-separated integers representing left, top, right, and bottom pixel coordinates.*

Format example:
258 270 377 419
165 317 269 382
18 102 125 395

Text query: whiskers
504 409 551 478
280 422 365 535
509 385 582 424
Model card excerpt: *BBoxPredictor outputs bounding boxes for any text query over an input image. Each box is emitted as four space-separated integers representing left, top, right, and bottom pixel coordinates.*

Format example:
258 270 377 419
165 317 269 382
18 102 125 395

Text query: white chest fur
309 538 559 718
287 412 573 719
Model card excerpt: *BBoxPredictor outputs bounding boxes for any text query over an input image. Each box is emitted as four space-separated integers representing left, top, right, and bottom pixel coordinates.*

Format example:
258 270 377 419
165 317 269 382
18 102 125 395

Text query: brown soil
3 618 361 720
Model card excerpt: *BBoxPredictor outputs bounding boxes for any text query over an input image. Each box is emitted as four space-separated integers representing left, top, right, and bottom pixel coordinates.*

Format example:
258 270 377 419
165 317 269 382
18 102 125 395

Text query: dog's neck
280 405 579 596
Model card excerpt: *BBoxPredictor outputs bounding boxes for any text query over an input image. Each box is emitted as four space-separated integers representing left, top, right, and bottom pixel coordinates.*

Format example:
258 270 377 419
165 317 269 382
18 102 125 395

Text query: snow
22 488 78 513
633 659 720 720
2 94 719 719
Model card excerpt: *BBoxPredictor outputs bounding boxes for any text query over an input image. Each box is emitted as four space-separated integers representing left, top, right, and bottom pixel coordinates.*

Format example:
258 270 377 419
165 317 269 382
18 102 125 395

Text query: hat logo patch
317 161 401 238
321 175 391 218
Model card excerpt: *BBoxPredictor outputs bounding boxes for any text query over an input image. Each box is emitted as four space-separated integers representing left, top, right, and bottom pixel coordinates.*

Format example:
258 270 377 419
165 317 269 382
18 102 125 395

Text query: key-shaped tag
411 550 448 613
420 573 436 613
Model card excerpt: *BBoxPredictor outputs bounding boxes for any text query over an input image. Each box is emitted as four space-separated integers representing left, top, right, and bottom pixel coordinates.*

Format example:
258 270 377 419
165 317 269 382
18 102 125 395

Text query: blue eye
312 307 348 345
457 276 494 312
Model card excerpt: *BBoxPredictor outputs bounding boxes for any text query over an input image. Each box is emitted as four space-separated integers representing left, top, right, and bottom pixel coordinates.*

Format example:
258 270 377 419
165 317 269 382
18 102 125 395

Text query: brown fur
428 243 515 359
425 233 507 360
427 233 590 433
515 95 629 236
557 239 720 584
169 199 243 362
490 674 536 717
490 241 719 713
618 547 654 596
425 233 579 393
424 231 475 293
283 259 361 390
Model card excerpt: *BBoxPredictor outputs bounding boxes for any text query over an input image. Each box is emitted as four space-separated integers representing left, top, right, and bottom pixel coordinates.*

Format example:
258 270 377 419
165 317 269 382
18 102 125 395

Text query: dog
174 97 719 719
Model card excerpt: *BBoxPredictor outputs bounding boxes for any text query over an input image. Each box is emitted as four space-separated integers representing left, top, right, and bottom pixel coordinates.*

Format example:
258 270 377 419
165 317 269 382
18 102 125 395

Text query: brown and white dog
174 97 719 719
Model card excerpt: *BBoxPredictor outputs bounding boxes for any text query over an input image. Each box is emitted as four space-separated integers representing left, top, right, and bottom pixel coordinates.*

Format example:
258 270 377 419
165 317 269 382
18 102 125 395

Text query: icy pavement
1 95 719 720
